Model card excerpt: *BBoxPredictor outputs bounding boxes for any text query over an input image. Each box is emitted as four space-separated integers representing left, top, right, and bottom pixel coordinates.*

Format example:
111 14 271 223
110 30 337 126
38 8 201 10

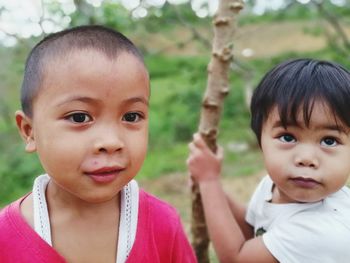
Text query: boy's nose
294 145 319 169
93 129 124 154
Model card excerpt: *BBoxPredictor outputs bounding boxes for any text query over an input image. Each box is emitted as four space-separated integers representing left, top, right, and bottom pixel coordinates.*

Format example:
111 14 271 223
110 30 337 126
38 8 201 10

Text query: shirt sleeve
245 176 271 226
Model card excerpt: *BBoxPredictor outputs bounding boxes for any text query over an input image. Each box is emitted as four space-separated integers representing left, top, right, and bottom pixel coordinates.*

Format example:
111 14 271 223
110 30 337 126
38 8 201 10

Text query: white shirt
246 176 350 263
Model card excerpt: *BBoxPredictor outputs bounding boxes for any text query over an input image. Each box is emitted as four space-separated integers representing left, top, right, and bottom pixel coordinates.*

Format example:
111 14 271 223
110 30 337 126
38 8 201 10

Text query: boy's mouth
85 166 125 183
290 177 320 188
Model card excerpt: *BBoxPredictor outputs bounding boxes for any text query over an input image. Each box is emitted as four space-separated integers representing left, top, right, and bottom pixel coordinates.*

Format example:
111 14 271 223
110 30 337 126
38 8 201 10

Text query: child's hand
187 133 223 183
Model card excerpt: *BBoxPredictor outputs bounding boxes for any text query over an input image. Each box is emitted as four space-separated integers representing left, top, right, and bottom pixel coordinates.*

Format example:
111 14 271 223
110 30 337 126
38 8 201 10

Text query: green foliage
2 43 348 204
240 1 349 26
0 127 43 207
0 44 28 111
146 55 208 147
240 4 318 25
1 1 350 206
321 1 350 18
139 143 189 179
139 2 207 33
70 1 135 32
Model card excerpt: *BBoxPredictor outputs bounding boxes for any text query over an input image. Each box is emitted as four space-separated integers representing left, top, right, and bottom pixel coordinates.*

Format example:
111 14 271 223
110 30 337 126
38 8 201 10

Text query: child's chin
81 193 119 204
294 195 323 204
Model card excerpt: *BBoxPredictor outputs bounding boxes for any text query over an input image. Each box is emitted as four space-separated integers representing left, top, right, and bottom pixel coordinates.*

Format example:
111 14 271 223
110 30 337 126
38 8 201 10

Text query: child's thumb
216 145 224 161
193 133 206 148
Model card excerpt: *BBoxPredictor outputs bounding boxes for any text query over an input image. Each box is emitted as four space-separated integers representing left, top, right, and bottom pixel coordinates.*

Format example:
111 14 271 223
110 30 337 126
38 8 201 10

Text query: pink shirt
0 190 197 263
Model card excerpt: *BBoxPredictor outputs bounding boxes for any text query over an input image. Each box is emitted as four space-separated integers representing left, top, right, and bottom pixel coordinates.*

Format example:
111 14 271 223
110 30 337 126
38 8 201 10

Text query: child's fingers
192 133 207 149
188 141 199 154
216 146 224 161
189 133 223 161
188 134 206 154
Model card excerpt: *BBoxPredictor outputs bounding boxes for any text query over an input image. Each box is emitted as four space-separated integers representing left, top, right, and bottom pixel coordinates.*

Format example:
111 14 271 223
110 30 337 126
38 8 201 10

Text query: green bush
1 31 349 206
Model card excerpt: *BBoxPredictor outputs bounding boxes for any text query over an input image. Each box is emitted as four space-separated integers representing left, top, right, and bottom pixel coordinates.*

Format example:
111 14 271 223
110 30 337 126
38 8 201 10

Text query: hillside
138 20 349 58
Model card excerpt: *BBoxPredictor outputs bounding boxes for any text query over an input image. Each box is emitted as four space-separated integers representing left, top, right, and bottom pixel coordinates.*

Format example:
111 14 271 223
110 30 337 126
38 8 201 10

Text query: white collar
32 174 139 263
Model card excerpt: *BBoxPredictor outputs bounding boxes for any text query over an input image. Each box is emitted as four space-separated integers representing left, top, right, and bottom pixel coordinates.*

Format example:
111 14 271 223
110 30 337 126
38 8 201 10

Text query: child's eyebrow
55 96 98 107
272 120 348 134
272 120 295 129
320 125 349 134
55 95 149 107
123 96 149 106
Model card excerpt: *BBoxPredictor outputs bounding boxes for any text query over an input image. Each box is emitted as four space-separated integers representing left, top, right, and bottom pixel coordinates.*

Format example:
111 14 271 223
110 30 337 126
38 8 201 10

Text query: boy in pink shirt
0 25 197 263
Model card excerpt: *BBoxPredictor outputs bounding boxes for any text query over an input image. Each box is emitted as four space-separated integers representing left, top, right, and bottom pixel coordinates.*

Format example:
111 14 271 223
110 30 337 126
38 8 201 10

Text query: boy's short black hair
250 58 350 145
21 25 144 117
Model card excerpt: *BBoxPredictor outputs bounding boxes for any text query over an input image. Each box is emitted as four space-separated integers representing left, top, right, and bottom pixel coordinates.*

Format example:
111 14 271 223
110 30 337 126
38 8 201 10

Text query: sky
0 0 346 46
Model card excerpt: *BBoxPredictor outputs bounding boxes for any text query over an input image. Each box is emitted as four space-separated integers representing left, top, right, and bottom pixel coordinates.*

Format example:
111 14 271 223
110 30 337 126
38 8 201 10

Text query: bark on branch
191 1 244 262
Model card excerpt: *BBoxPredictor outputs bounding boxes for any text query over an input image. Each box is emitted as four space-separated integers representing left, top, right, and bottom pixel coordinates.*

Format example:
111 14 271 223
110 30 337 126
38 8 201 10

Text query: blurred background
0 0 349 259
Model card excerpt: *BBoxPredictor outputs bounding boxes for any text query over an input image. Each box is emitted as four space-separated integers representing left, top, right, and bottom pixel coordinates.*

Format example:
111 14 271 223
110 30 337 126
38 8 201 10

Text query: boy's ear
15 110 36 153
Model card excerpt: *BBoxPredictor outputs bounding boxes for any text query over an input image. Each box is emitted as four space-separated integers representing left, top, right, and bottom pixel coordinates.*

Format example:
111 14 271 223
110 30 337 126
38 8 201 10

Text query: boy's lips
290 177 321 188
85 166 125 183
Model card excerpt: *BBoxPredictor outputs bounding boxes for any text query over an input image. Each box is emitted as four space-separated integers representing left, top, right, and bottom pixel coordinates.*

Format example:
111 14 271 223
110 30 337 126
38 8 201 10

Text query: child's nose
93 127 124 154
294 144 319 169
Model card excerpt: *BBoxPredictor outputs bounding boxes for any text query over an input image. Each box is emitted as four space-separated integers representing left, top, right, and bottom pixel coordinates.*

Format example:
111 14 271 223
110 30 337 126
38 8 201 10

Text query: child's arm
225 193 253 240
187 133 250 237
187 134 277 263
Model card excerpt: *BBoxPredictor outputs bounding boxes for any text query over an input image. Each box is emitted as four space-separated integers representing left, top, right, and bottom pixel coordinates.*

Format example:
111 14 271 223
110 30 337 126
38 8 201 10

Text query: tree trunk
190 1 244 262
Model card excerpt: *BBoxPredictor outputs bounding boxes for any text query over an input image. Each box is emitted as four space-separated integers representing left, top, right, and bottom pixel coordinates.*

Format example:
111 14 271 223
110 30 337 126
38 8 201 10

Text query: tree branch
191 1 244 262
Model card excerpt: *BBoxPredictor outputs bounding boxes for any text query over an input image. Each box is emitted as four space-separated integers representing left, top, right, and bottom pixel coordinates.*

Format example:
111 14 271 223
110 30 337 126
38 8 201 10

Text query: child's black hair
250 58 350 146
21 25 144 117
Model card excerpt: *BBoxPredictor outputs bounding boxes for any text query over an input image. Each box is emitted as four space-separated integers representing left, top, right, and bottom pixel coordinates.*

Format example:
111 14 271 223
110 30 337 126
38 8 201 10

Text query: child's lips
290 177 321 188
85 166 124 183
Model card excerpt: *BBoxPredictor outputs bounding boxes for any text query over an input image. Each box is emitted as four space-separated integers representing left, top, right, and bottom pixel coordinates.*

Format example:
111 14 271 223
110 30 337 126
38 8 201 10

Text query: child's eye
122 112 142 122
279 134 296 143
66 112 92 123
321 137 338 147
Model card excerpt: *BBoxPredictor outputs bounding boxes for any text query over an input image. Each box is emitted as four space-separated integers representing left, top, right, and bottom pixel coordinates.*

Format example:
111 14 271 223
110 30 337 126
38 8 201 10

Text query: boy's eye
321 137 338 147
67 113 92 123
279 134 296 143
123 112 142 122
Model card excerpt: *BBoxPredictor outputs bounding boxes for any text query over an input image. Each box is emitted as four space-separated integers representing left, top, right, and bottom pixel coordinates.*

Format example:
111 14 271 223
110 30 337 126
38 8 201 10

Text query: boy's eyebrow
272 120 297 129
272 120 348 133
123 96 149 106
55 96 98 107
272 120 286 128
320 124 348 134
55 95 149 107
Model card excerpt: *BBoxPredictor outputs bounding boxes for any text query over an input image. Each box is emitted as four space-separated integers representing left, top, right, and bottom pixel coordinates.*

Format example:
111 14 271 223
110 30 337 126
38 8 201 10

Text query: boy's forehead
43 49 147 81
46 48 129 66
37 49 149 97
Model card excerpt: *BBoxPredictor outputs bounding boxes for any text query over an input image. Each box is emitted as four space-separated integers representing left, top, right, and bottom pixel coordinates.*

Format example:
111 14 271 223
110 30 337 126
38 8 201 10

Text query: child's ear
15 110 36 153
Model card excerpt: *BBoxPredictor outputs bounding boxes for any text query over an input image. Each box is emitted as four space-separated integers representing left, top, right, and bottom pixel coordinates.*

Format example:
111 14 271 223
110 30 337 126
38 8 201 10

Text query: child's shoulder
139 189 179 221
0 198 21 225
323 186 350 224
130 189 196 262
0 198 26 250
0 195 31 232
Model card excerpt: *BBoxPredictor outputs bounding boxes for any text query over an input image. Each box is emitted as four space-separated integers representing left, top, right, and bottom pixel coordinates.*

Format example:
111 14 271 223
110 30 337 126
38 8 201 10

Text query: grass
139 143 189 179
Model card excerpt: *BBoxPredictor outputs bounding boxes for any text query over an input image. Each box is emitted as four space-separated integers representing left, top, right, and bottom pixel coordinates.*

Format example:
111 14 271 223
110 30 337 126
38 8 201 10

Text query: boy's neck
46 180 120 218
46 181 120 263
